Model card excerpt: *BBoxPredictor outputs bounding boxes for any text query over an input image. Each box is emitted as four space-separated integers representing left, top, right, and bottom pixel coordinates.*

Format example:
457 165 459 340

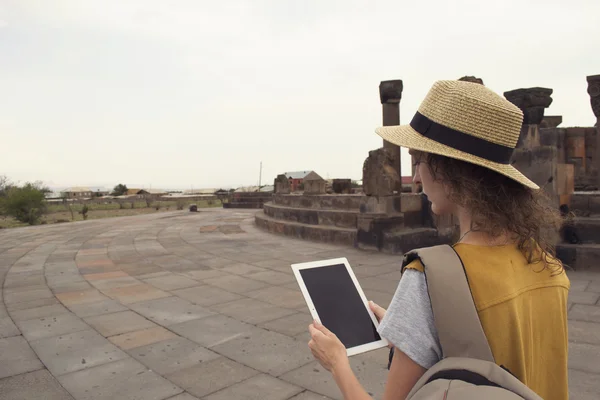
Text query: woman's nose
413 167 422 185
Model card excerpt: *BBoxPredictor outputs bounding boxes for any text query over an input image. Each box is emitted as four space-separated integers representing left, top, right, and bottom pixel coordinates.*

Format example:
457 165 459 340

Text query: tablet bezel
291 257 389 356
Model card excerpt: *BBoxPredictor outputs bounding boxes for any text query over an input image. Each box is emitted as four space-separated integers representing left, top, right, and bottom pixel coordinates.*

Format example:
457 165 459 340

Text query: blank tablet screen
299 263 382 348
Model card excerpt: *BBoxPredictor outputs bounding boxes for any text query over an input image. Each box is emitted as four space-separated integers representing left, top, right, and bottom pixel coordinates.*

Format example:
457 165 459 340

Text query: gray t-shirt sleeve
377 269 442 369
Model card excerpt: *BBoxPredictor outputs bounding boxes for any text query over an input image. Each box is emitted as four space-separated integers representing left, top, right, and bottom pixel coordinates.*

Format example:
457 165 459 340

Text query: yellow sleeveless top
405 243 570 400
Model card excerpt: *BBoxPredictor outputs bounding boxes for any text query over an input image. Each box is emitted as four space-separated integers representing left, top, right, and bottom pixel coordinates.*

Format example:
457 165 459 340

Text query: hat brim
376 124 539 189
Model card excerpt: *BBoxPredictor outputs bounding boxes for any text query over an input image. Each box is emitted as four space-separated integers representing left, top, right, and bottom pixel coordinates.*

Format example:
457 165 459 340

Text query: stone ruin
274 174 291 194
303 172 327 195
255 74 600 269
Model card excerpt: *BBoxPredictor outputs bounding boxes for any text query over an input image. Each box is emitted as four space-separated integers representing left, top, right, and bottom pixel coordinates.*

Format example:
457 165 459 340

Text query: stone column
587 75 600 190
379 80 403 180
504 87 561 205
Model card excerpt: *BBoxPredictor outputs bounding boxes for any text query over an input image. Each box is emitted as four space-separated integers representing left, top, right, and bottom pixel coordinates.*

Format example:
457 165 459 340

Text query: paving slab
211 298 296 325
220 263 267 276
204 374 303 400
569 320 600 345
50 280 94 294
29 329 128 376
4 288 55 305
172 285 242 306
569 291 600 306
165 393 199 400
143 274 201 291
569 342 600 374
109 326 177 350
178 269 231 281
569 369 600 400
10 304 70 322
128 296 214 326
289 391 333 400
259 312 313 337
246 270 296 285
102 283 171 304
0 335 44 378
89 276 141 290
84 311 156 337
0 369 74 400
15 312 90 341
128 336 220 375
0 317 20 338
55 289 108 306
569 304 600 323
67 299 128 318
6 296 60 311
166 357 258 398
59 358 183 400
170 314 258 348
204 274 269 294
246 286 306 309
211 328 313 376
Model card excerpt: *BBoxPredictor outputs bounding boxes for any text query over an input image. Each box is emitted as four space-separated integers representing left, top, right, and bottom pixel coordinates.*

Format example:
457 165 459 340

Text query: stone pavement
0 209 598 400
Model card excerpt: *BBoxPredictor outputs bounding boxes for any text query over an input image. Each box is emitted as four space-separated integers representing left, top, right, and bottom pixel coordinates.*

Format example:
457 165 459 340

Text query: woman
308 80 570 400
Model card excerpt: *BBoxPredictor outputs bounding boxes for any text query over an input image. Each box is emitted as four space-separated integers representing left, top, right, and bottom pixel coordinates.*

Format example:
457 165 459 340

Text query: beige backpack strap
402 245 495 363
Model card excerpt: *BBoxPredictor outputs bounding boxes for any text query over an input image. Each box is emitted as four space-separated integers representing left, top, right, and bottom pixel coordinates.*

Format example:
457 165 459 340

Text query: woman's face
410 150 454 216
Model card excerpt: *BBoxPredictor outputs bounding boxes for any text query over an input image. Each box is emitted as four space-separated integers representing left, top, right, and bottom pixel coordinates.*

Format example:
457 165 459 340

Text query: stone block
6 297 60 312
16 313 89 341
221 263 267 276
400 193 422 212
204 274 269 294
332 179 352 194
179 269 230 282
127 336 220 375
0 336 43 379
211 298 296 325
289 391 333 400
0 369 74 400
211 328 313 376
166 357 258 398
129 296 214 326
362 148 401 196
59 358 183 400
166 394 199 400
84 311 156 337
170 314 258 348
144 274 201 291
204 374 303 400
569 342 600 373
109 326 177 350
30 329 127 376
569 291 600 306
172 285 242 306
90 276 141 290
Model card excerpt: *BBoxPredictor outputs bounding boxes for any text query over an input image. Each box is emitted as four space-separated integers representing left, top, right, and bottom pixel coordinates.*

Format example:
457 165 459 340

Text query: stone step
381 228 449 254
570 192 600 216
271 194 364 211
557 243 600 271
565 217 600 244
255 212 356 246
263 203 367 228
223 202 264 209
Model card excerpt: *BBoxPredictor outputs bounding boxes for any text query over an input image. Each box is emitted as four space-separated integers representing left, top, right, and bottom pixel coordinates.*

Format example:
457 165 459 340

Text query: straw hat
376 80 538 189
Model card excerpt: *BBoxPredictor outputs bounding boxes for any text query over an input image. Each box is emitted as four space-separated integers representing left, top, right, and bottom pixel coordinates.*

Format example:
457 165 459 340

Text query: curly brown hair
419 151 565 275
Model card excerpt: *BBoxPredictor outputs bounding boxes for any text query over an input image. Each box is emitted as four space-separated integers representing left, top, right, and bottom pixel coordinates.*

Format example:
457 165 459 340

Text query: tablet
292 257 388 356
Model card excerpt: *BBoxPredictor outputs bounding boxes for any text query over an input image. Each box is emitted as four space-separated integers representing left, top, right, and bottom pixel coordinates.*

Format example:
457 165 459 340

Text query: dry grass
0 199 222 229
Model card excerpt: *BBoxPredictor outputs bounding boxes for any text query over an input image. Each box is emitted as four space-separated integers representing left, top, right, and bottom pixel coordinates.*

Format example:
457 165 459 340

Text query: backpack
398 245 543 400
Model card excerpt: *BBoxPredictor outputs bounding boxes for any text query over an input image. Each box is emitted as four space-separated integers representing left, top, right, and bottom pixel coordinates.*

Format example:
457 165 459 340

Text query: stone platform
0 209 598 399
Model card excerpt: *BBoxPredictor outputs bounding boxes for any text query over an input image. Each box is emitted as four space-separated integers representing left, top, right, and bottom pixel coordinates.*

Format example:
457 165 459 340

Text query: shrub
2 183 48 225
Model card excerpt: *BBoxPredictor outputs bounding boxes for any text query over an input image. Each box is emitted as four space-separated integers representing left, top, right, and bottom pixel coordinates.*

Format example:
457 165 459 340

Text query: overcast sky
1 0 598 190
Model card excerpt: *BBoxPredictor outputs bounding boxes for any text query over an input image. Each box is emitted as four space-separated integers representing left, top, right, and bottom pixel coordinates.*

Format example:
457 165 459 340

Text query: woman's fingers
369 300 386 322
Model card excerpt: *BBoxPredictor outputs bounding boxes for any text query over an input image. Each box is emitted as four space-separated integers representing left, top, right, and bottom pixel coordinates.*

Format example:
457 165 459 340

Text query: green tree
2 182 48 224
111 184 128 196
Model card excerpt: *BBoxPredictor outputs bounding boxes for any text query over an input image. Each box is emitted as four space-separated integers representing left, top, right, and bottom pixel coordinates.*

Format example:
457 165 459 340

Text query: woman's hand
369 301 386 322
308 320 349 373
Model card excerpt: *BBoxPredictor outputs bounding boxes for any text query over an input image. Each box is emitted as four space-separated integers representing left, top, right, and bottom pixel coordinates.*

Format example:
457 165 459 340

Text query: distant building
183 188 217 195
126 189 167 196
284 171 314 192
60 187 93 199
